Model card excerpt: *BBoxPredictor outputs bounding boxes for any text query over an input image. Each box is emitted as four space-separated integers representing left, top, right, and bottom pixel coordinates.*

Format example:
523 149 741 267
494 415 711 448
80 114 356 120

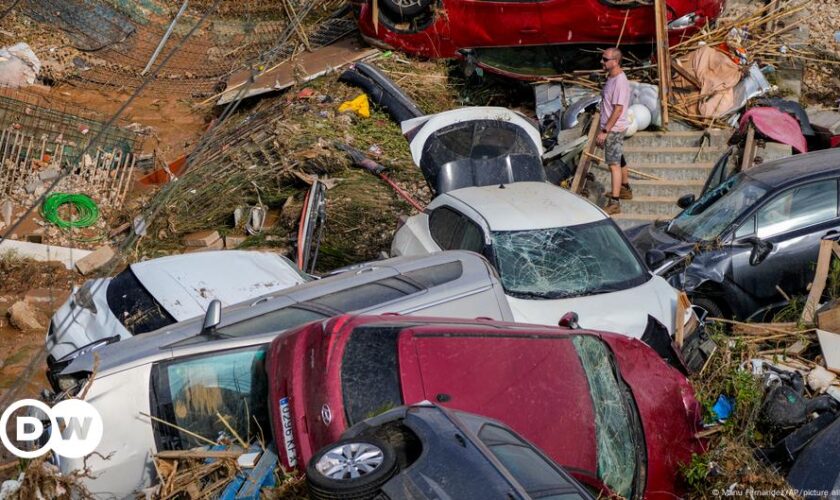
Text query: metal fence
16 0 354 97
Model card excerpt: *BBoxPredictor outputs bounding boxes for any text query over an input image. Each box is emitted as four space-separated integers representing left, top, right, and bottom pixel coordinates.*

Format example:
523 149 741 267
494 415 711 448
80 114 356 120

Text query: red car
353 0 724 78
267 314 705 499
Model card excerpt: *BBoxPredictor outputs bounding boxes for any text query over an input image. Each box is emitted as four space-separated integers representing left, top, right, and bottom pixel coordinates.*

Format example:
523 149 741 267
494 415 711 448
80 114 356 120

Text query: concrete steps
629 130 729 148
585 125 794 229
627 179 705 198
593 162 716 182
623 147 723 164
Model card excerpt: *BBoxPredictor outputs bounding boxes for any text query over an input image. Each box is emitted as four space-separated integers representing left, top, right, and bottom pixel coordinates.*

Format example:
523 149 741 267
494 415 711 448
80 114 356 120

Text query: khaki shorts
604 131 625 165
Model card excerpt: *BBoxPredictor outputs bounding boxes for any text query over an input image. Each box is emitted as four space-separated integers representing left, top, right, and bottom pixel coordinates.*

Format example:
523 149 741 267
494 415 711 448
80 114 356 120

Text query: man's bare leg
622 165 629 186
610 163 622 198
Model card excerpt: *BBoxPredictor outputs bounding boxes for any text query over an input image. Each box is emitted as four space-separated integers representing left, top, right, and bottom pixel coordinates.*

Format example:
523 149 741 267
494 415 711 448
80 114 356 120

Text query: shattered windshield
490 220 648 299
573 336 640 498
668 174 768 242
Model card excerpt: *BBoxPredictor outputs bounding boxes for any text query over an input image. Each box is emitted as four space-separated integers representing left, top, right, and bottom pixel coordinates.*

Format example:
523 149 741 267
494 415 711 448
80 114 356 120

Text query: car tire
691 296 725 320
307 437 398 500
380 0 433 20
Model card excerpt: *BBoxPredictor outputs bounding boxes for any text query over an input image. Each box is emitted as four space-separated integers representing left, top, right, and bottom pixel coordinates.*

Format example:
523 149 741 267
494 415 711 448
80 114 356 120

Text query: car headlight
668 12 698 30
54 371 91 397
74 281 98 314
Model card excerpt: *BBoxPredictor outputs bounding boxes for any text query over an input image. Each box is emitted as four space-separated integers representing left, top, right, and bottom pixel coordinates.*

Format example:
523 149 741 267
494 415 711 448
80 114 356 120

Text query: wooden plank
802 239 836 323
155 449 244 460
216 38 378 105
741 123 757 171
654 0 670 125
571 111 600 193
675 291 691 347
673 59 701 89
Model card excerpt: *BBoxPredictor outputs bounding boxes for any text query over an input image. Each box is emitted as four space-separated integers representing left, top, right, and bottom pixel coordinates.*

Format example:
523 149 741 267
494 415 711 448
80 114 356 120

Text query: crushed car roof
130 250 307 321
444 181 605 231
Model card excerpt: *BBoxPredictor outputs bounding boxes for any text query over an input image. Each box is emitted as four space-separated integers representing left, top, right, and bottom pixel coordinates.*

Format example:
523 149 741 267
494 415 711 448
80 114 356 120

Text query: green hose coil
41 193 99 229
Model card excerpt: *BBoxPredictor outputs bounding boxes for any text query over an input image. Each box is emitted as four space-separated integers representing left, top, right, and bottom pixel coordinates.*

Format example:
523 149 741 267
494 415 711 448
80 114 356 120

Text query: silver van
49 251 512 498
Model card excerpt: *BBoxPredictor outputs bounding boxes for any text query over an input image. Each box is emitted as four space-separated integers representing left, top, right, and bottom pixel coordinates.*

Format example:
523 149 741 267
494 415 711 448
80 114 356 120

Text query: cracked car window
490 220 647 299
669 174 768 242
573 335 637 498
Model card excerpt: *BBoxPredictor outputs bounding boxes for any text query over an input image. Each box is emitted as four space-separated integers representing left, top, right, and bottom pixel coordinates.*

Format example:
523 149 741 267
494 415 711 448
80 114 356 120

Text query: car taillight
680 384 703 433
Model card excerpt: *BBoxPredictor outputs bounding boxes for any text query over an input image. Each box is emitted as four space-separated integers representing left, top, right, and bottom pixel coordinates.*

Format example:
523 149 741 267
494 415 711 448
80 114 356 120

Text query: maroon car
352 0 725 79
268 315 705 499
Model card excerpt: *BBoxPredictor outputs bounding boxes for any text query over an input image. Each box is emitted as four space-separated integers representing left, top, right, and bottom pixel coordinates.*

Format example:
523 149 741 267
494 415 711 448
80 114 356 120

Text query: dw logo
0 399 103 459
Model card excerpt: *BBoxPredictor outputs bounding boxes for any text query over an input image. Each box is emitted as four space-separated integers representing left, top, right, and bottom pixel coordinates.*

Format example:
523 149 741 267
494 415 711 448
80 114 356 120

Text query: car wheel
380 0 433 20
691 296 725 320
307 437 398 500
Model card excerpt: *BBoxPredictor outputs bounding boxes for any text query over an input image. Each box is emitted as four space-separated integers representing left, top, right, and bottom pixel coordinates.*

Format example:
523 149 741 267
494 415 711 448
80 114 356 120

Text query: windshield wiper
506 289 562 300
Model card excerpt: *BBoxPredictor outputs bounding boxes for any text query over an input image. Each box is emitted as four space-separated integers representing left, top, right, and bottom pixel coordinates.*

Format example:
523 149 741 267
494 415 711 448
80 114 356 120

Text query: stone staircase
588 128 792 230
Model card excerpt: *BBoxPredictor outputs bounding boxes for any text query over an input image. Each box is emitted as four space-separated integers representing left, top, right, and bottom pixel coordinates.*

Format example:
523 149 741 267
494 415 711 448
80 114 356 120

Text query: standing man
596 47 632 215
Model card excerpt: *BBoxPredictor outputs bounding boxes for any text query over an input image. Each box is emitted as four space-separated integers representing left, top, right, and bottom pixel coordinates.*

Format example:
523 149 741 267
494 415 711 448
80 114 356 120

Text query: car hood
131 251 307 320
626 222 695 259
505 275 678 338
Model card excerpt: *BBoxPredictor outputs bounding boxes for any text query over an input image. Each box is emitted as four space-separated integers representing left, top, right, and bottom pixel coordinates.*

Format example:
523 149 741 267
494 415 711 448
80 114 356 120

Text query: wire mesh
16 0 355 97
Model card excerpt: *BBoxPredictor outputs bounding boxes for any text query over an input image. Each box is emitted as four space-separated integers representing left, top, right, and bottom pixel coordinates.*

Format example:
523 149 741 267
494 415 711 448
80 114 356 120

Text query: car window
572 336 639 499
342 326 404 425
403 261 463 288
479 424 580 496
490 220 647 299
735 215 755 239
756 180 838 238
217 306 328 338
429 207 484 252
106 267 176 335
151 345 270 450
309 277 420 311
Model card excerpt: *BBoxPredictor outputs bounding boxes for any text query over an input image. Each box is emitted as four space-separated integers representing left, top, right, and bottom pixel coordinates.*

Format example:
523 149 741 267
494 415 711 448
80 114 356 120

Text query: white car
46 250 309 366
392 107 681 337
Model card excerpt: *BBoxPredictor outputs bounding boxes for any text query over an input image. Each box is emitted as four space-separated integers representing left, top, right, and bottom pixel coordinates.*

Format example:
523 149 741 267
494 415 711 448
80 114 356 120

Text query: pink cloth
600 72 631 132
740 107 808 154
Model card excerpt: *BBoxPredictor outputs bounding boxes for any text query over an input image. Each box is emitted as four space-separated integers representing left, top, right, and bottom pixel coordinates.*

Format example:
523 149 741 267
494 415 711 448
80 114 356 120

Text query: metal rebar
141 0 190 76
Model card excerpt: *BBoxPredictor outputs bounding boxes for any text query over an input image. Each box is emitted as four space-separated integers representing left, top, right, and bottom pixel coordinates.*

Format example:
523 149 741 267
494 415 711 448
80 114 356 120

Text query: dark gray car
627 149 840 320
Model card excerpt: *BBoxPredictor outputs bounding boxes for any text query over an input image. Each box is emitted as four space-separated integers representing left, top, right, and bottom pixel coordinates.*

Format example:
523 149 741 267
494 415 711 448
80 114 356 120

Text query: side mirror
645 249 667 270
201 299 222 335
745 237 773 266
559 311 580 329
677 194 696 209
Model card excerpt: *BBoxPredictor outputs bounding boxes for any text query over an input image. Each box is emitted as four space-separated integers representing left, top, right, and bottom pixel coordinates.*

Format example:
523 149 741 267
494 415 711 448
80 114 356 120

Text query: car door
730 178 840 307
428 206 487 253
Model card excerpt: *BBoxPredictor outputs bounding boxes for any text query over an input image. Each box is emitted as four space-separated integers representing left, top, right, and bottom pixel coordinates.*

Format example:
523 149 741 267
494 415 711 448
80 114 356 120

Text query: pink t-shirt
600 72 631 132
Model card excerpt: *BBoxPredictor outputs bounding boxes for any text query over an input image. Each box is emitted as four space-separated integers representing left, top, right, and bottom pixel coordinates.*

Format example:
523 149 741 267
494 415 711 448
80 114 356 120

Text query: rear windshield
478 424 588 498
420 119 544 194
106 267 176 335
341 326 404 425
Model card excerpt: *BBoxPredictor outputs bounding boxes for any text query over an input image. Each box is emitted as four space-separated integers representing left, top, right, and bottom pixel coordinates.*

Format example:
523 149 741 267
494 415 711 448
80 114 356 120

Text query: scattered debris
8 300 42 331
74 245 115 275
183 230 222 248
0 42 40 88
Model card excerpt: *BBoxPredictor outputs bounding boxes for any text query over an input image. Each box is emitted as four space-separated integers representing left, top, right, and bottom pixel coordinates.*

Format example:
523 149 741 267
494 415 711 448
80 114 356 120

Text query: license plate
278 397 298 468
